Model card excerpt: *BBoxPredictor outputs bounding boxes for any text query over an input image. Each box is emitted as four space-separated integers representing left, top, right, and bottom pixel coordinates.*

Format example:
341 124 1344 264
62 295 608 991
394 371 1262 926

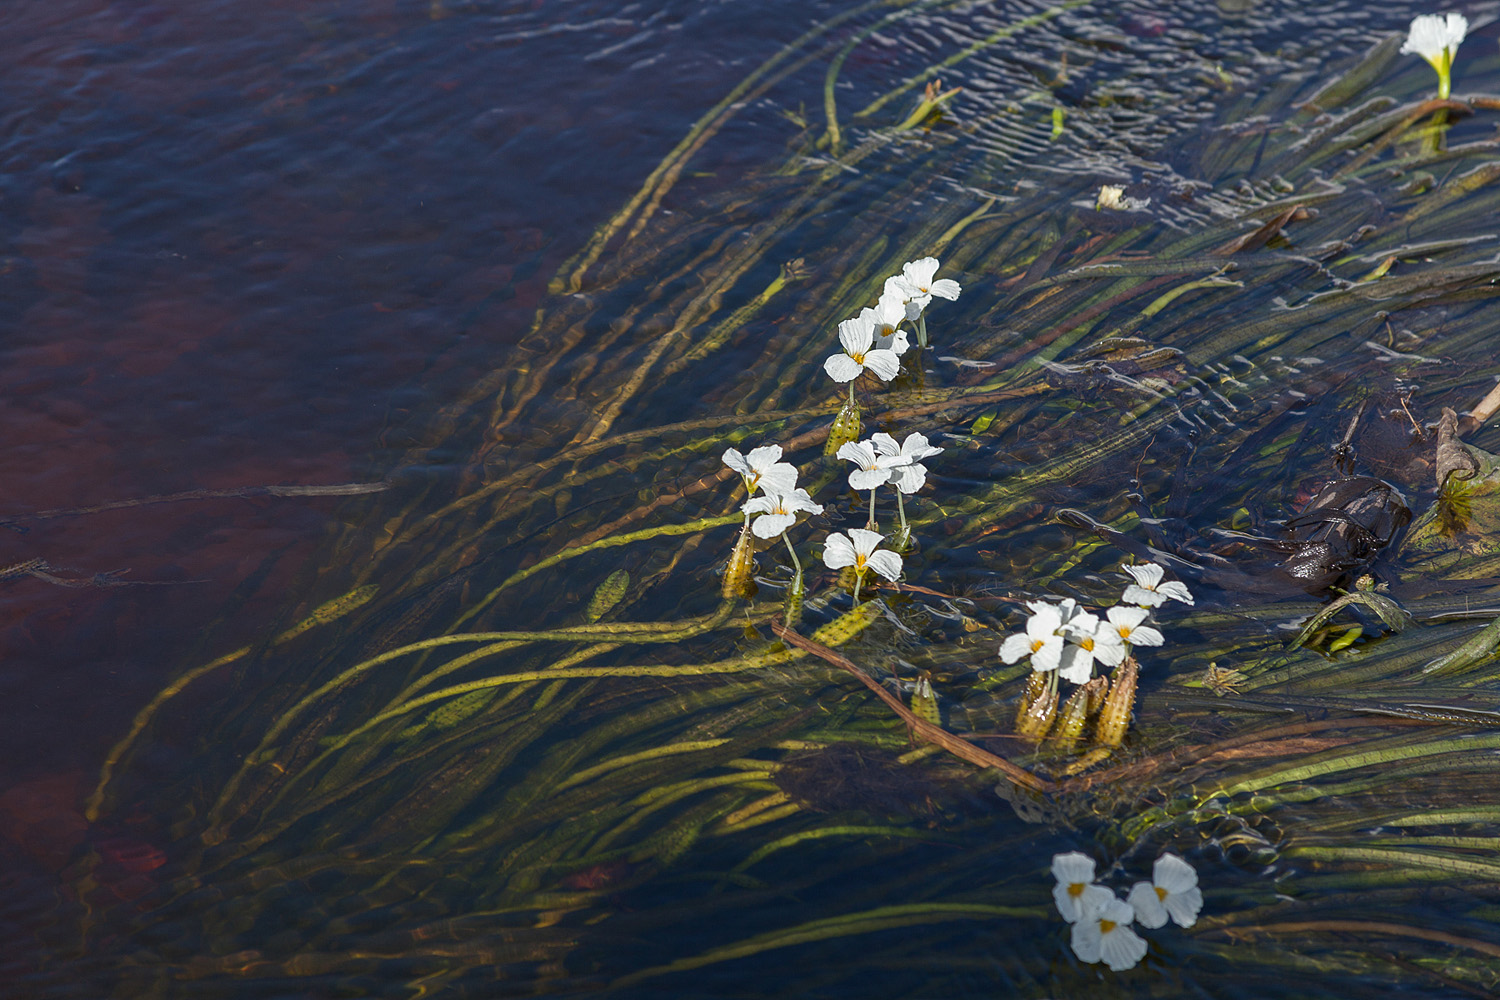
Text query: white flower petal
1162 886 1204 928
1124 563 1165 589
721 448 751 477
876 328 910 356
1153 854 1198 894
1158 580 1195 605
1126 624 1164 647
1127 881 1169 929
755 463 799 497
928 277 961 301
1051 853 1098 896
849 467 893 491
1106 605 1149 629
1122 583 1166 608
846 527 885 556
901 432 943 462
743 444 782 470
999 633 1033 664
742 495 776 516
1099 923 1147 971
750 511 795 538
902 256 940 288
1031 636 1063 673
862 349 901 382
903 297 925 322
836 440 875 467
821 532 856 570
1070 917 1103 961
1055 881 1114 925
870 433 902 458
1057 645 1095 684
865 549 903 582
890 463 928 494
837 314 874 356
824 353 863 382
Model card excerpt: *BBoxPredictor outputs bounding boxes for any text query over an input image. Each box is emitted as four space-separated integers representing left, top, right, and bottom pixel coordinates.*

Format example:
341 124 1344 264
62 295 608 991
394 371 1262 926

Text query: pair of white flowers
1402 12 1467 99
824 257 961 383
999 563 1190 683
722 444 823 539
1052 851 1202 972
836 432 942 495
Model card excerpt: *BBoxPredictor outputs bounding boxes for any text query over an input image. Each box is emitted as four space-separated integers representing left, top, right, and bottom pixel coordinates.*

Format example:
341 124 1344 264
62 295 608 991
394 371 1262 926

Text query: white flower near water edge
1071 893 1148 971
871 432 943 494
722 444 797 497
1126 853 1203 929
824 312 901 383
885 256 961 322
822 527 903 582
743 487 823 539
836 439 911 491
1121 562 1194 608
1000 601 1068 673
1050 851 1114 924
1401 12 1468 99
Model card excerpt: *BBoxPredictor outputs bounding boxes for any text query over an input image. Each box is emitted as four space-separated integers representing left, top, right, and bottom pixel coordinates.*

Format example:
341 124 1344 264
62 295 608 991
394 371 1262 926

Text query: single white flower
1401 12 1467 99
871 431 943 494
864 287 911 357
824 312 901 383
1104 605 1164 655
1050 851 1114 924
743 487 823 539
822 527 903 582
1071 893 1148 972
1122 562 1194 608
722 445 798 496
836 439 911 491
886 256 961 321
1000 601 1068 673
1126 853 1203 929
1057 609 1103 684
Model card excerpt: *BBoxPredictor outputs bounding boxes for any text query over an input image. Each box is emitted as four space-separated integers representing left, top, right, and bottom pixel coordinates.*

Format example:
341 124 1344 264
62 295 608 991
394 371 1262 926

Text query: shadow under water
19 0 1500 997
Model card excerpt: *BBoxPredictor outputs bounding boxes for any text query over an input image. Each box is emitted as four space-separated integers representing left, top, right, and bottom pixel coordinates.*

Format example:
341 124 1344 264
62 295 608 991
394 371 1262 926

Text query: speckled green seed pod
823 399 862 456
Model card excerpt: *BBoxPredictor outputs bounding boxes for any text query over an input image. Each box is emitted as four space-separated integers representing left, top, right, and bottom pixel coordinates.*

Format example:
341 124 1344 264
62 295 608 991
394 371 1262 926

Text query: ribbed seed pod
1054 676 1106 745
782 569 805 627
1096 656 1139 747
721 522 757 599
1014 670 1058 740
823 399 862 456
911 674 941 727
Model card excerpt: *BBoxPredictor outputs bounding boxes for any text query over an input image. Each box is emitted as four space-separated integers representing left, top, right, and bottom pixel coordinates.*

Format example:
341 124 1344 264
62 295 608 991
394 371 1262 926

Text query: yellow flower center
1099 919 1117 933
850 350 867 363
1079 637 1095 652
854 554 868 570
1067 882 1085 898
1155 886 1168 902
1117 626 1132 639
1030 639 1045 653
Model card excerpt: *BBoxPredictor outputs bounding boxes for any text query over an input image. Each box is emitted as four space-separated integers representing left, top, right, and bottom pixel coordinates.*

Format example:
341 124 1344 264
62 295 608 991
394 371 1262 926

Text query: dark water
5 0 1500 996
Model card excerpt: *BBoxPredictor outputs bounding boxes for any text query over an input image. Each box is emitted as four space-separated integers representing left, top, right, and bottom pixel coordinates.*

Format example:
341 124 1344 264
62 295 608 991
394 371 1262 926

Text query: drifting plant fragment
1401 12 1467 99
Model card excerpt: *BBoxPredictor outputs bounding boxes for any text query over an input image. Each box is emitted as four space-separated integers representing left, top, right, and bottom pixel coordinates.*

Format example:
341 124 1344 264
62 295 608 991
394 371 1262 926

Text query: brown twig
770 622 1054 794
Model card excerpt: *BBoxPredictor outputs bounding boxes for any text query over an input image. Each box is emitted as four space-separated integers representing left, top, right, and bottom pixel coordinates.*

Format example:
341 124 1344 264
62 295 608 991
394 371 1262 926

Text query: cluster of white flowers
722 443 824 586
1000 562 1191 684
1401 12 1467 99
824 256 961 402
1052 851 1202 972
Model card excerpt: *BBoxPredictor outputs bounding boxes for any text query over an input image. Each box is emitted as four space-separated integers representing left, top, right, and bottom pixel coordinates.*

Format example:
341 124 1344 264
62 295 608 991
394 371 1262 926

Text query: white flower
1071 894 1148 972
1401 12 1467 98
1057 609 1103 684
871 432 943 494
1103 605 1164 660
1126 853 1203 929
1085 615 1130 669
822 527 903 582
824 312 901 383
1000 601 1067 673
885 256 961 321
836 440 911 491
863 288 911 356
1050 851 1114 924
743 487 823 539
722 445 798 496
1121 562 1194 608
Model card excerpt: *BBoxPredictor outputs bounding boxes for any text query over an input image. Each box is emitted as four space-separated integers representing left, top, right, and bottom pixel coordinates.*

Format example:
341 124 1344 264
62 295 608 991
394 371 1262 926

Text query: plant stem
867 488 877 529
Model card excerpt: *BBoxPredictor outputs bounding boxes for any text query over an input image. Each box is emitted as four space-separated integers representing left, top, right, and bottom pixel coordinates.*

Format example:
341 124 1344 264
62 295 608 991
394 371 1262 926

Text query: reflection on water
5 0 1500 997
